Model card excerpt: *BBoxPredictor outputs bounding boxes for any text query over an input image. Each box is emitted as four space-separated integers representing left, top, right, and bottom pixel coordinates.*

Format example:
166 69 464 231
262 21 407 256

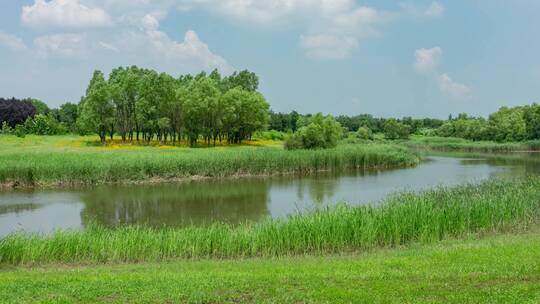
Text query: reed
0 139 417 187
2 177 539 265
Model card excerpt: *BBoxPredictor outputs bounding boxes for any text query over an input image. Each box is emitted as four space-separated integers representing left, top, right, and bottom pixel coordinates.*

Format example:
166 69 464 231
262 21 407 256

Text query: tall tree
79 71 114 144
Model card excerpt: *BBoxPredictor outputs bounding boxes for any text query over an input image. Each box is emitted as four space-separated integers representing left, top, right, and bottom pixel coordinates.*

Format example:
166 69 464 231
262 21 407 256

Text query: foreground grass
2 177 539 265
0 135 417 188
1 231 539 303
406 135 540 152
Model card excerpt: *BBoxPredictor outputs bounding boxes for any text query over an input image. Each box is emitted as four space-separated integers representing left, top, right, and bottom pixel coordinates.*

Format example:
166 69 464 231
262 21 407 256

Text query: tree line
437 104 540 142
270 111 444 135
78 67 270 146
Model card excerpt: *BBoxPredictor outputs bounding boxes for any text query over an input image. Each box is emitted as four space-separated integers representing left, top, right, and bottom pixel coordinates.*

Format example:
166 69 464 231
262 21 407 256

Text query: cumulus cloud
415 47 471 98
22 0 113 29
173 0 388 60
17 0 232 74
438 73 471 98
0 31 28 51
414 47 442 74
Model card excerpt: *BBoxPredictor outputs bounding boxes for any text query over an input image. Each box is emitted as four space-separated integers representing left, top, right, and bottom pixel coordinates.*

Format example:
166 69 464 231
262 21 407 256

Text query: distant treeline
2 74 540 144
437 105 540 142
270 111 444 135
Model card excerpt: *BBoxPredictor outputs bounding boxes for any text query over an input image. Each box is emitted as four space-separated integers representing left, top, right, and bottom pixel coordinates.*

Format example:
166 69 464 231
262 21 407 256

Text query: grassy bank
2 177 539 265
406 135 540 152
1 231 539 303
0 135 418 188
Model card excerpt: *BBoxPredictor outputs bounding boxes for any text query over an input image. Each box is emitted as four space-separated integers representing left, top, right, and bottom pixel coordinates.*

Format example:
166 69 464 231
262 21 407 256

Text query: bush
14 125 26 138
284 113 343 150
1 121 13 135
0 98 36 128
356 126 373 140
253 130 287 141
384 119 410 140
23 114 67 135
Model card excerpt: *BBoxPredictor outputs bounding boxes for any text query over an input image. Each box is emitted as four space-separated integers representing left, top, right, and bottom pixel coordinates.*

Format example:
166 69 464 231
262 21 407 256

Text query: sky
1 0 539 118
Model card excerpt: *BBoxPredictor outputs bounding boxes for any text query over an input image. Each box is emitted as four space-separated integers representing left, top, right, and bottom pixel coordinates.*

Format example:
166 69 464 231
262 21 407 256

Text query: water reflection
0 154 538 236
80 180 271 227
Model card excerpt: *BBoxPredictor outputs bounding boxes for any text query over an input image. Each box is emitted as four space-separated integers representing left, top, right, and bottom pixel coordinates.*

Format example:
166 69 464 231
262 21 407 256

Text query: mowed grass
2 177 539 265
0 135 418 188
406 135 540 152
1 231 539 303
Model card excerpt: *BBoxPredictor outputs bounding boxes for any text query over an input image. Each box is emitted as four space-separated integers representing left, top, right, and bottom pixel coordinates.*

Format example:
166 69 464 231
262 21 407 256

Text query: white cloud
34 33 88 58
425 2 444 17
300 34 358 60
415 47 471 98
175 0 387 60
22 0 113 29
415 47 442 74
0 32 28 51
126 29 233 73
438 73 471 98
141 14 160 30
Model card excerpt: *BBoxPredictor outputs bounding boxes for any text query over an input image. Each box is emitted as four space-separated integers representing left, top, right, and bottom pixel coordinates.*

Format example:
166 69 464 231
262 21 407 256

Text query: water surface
1 153 538 237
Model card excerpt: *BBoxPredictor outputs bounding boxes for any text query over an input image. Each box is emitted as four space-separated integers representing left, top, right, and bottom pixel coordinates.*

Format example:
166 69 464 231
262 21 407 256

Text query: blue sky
1 0 539 118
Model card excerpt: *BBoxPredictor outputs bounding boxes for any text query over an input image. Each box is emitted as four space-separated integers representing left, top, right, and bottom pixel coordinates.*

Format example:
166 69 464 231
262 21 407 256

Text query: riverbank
0 135 418 189
405 135 540 152
2 177 539 265
1 230 539 303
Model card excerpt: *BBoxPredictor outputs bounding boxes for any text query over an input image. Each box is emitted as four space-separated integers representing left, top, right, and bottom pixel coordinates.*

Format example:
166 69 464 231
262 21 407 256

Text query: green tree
79 70 114 144
57 102 78 131
384 119 410 140
284 113 342 150
30 99 50 115
488 106 526 142
524 103 540 140
356 126 373 140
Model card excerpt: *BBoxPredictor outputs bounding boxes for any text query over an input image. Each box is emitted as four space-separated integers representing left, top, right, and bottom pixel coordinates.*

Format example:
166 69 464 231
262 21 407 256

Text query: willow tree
79 70 115 144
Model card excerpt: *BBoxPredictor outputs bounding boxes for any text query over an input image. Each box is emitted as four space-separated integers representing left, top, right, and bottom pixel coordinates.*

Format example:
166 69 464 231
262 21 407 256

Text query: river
1 152 539 237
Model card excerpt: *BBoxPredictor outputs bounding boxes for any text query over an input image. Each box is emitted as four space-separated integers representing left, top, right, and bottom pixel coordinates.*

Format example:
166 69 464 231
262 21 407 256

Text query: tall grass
0 142 417 188
2 177 539 265
406 136 540 152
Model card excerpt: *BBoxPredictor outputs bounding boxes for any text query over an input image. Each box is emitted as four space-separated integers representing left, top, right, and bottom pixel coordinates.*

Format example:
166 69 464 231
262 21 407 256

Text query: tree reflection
79 179 271 228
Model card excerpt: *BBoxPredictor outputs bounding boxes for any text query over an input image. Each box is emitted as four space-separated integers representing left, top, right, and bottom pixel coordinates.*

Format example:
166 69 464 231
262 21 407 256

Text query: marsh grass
0 135 418 187
406 135 540 152
1 177 539 265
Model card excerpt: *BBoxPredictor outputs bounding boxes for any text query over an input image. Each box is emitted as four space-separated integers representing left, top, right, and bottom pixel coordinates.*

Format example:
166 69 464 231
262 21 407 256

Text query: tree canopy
77 67 269 146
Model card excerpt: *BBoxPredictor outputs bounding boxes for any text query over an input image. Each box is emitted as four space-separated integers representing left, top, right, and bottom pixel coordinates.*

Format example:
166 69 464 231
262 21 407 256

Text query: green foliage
23 114 67 135
284 114 343 150
253 130 287 141
384 119 411 140
75 67 268 146
14 125 26 138
56 102 79 131
437 104 540 142
78 70 115 144
0 140 417 187
30 99 50 115
488 107 527 142
0 121 13 135
356 126 373 140
1 177 538 265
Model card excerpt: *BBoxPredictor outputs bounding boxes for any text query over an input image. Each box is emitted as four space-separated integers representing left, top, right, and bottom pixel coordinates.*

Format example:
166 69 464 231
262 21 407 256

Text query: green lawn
1 231 539 303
